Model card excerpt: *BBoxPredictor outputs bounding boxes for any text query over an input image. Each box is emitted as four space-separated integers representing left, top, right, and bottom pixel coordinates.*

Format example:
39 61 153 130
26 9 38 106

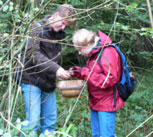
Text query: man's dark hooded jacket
21 15 66 92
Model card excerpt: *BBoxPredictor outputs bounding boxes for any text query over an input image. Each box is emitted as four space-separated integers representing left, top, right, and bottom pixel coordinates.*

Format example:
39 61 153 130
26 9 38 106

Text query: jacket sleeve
74 47 121 89
25 25 60 74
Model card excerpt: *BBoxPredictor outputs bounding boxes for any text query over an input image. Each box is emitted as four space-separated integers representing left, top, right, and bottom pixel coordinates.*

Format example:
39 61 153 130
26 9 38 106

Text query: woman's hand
69 67 74 75
69 66 81 76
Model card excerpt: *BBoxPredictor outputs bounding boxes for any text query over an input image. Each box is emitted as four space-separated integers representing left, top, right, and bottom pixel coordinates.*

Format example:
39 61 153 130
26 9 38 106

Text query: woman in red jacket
69 29 124 137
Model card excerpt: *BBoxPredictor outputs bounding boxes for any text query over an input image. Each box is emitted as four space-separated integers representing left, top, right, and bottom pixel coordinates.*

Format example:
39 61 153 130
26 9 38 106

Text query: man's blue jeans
21 83 57 134
90 110 116 137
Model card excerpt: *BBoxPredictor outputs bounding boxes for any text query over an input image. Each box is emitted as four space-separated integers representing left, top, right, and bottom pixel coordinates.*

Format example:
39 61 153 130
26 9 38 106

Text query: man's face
50 13 70 32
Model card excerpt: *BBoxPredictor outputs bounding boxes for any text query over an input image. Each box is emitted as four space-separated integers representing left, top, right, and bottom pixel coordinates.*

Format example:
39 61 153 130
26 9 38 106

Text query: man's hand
56 67 70 80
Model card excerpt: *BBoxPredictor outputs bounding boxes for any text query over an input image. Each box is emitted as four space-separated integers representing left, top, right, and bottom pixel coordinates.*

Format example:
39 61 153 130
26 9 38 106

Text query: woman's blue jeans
90 110 116 137
21 83 57 134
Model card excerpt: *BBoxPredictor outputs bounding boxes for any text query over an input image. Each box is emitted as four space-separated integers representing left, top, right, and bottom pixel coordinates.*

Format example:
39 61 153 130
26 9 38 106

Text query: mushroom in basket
56 80 85 99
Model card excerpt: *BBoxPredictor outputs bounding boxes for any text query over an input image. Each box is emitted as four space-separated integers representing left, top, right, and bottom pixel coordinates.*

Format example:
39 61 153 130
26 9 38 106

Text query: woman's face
76 45 94 57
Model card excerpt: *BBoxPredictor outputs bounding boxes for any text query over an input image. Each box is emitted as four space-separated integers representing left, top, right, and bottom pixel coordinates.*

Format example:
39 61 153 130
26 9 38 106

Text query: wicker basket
56 80 85 99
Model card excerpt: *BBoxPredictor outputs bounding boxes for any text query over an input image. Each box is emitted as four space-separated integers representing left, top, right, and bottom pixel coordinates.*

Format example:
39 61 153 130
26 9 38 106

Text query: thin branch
0 0 9 11
145 131 153 137
126 114 153 137
146 0 153 28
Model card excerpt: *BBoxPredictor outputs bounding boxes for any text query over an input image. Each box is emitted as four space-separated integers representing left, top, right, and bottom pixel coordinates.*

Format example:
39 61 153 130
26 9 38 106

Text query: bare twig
146 0 153 28
126 114 153 137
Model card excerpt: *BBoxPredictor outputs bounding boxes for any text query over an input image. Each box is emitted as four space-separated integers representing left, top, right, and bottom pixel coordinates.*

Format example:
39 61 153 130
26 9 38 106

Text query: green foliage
116 71 153 136
58 124 77 137
0 117 24 137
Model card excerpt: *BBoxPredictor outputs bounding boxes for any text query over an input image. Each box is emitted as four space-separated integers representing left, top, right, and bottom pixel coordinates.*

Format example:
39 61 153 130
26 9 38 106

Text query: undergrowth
0 70 152 137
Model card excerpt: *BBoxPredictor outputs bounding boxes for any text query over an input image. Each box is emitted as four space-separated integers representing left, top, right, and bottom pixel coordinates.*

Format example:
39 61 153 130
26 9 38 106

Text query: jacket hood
97 30 112 46
89 31 112 57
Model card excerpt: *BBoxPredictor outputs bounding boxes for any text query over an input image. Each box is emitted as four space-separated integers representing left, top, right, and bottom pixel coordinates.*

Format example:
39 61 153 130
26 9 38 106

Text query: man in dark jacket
20 4 76 135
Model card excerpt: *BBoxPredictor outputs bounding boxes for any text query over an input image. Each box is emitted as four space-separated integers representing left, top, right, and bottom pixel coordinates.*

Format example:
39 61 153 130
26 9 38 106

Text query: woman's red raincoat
72 31 124 112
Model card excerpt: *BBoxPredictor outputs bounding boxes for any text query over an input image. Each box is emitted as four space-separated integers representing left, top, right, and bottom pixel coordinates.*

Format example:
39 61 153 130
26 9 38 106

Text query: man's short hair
56 4 77 24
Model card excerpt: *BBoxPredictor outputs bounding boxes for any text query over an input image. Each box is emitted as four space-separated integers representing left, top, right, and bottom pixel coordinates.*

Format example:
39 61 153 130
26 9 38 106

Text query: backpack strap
15 23 44 84
36 22 44 38
97 44 118 107
113 86 117 107
97 46 107 68
111 44 131 87
21 23 44 56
